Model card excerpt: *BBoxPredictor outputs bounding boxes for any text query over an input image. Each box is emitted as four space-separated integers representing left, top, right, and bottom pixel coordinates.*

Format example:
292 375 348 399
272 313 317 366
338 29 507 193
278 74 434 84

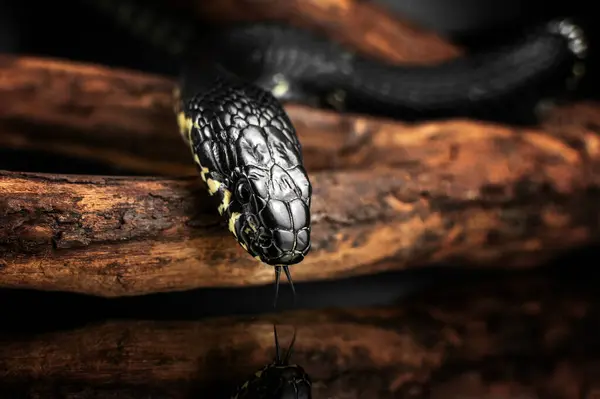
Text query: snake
231 325 311 399
78 0 588 306
174 62 311 305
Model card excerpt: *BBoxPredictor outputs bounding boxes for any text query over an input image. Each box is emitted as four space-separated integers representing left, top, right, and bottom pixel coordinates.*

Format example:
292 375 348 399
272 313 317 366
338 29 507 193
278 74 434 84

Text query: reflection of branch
189 0 463 64
0 273 596 397
2 55 600 296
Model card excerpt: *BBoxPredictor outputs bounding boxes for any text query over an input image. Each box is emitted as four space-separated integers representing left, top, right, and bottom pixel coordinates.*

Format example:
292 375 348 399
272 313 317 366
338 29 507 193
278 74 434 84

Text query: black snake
231 325 311 399
79 0 588 309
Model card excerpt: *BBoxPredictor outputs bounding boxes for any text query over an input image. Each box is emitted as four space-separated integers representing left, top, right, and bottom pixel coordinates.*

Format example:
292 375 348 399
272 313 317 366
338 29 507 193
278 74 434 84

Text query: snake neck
174 101 254 259
204 171 246 249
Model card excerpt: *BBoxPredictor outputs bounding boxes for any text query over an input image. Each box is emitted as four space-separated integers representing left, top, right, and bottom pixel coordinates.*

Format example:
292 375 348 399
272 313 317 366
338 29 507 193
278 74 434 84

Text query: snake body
84 0 588 123
79 0 588 302
202 19 586 123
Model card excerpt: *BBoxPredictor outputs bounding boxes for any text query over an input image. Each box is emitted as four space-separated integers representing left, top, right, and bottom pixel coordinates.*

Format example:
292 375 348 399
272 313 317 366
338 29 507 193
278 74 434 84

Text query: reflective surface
0 258 599 398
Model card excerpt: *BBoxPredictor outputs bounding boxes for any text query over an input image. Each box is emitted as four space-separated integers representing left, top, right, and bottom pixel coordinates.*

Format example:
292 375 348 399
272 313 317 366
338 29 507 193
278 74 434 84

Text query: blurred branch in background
175 0 463 64
0 272 597 398
1 55 600 297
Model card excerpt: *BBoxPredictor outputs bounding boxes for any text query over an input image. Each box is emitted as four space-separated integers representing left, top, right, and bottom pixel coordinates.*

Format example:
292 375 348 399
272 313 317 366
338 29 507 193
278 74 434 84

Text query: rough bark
2 55 600 296
0 272 598 398
180 0 463 64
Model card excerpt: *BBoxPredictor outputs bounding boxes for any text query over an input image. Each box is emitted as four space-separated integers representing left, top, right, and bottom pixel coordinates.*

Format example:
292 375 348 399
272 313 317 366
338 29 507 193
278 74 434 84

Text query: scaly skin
174 63 312 302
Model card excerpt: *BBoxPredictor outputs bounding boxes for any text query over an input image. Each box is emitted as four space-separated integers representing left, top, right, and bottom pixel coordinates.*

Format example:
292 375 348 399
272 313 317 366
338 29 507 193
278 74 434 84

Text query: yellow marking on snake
206 178 221 195
200 166 209 182
176 111 193 141
245 217 258 233
244 226 257 241
229 212 241 238
272 82 289 97
218 188 232 215
270 73 291 98
176 111 201 146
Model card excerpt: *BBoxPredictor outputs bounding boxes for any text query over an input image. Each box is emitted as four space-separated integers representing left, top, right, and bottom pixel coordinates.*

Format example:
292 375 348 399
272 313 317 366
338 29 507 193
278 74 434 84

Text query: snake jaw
229 166 311 267
236 216 308 267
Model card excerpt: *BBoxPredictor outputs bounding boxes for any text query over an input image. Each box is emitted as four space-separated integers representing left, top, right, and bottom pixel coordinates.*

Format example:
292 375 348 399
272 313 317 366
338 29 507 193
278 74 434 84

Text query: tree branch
0 272 597 398
2 55 600 296
181 0 464 64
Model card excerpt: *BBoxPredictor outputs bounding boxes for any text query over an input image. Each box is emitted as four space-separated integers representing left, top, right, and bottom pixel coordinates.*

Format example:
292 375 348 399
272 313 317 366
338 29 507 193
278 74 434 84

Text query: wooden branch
1 54 599 175
0 273 597 398
2 55 600 296
184 0 463 64
0 56 192 176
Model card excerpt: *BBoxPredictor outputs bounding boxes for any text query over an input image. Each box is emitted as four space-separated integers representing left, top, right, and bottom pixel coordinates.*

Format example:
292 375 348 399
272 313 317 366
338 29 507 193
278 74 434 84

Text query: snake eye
236 181 252 204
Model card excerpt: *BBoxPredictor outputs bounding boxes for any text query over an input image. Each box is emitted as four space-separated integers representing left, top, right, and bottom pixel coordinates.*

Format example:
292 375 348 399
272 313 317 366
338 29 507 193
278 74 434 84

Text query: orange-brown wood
181 0 463 64
1 55 600 296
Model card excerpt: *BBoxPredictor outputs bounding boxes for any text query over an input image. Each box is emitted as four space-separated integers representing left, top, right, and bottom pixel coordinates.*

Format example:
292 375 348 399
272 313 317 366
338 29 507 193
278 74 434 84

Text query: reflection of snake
232 325 311 399
81 0 587 306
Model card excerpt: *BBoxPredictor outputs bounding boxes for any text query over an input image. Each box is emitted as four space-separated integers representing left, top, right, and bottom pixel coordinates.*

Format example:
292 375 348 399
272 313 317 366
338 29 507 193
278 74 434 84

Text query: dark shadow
0 148 150 176
0 244 598 336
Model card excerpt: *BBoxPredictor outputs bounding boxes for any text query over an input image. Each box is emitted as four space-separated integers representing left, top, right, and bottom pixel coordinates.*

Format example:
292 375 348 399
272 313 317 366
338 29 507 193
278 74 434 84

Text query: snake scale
72 1 589 398
81 0 587 306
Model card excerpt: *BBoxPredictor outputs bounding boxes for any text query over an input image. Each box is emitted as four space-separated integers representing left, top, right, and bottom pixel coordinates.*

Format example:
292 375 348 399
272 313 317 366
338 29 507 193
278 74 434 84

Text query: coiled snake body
81 0 588 305
191 20 587 122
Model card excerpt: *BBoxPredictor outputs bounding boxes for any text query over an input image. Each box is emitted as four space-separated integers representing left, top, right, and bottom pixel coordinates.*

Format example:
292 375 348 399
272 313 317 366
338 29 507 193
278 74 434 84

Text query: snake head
233 325 312 398
254 364 312 399
232 164 311 266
